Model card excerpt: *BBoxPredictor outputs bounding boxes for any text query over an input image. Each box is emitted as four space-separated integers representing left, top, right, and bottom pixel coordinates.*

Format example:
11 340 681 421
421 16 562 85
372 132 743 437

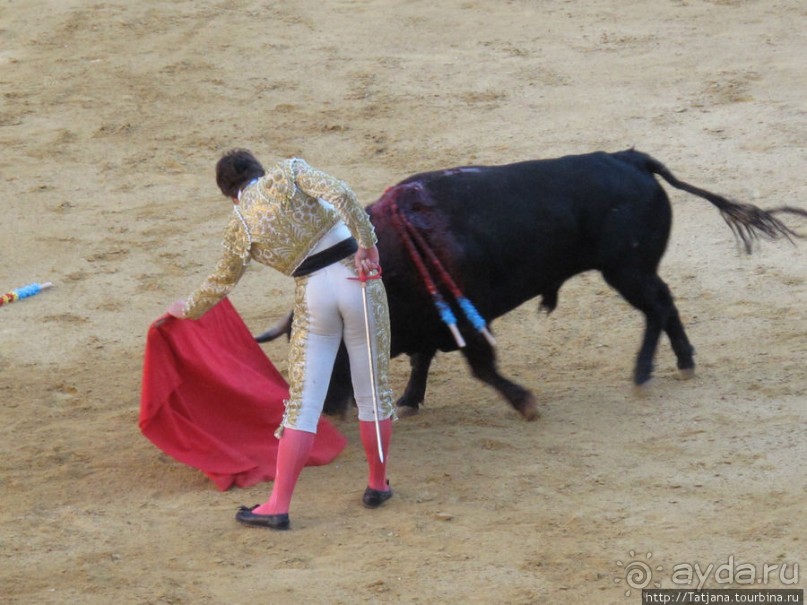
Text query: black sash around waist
292 237 358 277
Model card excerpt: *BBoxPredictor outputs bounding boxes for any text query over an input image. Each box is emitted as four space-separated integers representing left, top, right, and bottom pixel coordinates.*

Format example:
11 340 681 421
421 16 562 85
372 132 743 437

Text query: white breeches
280 257 394 434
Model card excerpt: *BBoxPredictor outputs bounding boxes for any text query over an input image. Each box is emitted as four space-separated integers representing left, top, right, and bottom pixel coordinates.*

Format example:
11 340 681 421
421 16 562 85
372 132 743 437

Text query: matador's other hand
167 299 187 318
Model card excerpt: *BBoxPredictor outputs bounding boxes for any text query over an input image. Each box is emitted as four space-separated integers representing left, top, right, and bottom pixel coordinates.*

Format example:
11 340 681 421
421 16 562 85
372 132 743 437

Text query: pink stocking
253 428 315 515
359 419 392 491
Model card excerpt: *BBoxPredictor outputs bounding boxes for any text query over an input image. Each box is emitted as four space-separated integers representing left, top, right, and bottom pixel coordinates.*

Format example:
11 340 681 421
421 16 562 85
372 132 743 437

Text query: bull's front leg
461 335 539 421
322 342 355 418
395 349 436 416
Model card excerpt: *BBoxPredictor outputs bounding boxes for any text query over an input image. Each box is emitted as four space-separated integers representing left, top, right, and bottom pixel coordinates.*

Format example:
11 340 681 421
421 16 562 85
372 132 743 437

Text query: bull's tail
618 149 807 253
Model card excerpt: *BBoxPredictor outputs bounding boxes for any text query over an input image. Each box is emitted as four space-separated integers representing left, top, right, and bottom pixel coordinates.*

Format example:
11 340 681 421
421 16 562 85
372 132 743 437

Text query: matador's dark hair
215 148 266 198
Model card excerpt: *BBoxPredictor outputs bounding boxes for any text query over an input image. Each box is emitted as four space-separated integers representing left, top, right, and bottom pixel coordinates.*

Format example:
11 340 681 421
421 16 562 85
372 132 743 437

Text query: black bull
257 149 805 420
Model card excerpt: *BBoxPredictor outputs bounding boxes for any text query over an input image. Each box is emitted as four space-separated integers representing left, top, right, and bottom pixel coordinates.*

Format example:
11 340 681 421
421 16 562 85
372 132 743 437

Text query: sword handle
348 267 383 283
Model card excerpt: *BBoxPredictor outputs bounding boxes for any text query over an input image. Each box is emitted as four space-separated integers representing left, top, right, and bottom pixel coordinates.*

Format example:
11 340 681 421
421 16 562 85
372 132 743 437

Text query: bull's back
408 151 665 236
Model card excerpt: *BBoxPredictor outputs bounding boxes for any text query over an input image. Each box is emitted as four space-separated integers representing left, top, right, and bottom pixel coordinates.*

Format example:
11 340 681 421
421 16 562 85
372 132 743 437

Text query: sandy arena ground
1 1 805 603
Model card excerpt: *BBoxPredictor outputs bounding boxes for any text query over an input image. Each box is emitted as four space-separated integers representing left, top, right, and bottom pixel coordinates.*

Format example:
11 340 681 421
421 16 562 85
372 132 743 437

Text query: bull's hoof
395 405 420 419
632 379 653 398
678 367 696 380
518 397 540 421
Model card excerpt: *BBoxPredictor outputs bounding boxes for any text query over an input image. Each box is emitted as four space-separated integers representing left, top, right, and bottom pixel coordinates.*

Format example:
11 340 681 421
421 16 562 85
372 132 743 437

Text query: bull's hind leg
663 303 696 379
460 335 539 420
603 269 693 385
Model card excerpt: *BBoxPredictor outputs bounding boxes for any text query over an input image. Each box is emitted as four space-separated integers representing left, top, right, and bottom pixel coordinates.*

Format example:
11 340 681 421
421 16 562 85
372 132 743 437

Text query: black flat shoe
362 484 393 509
235 505 290 530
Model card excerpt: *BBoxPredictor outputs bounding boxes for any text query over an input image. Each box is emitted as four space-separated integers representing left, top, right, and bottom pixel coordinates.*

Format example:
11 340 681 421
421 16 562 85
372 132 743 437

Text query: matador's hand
355 245 381 276
167 299 187 318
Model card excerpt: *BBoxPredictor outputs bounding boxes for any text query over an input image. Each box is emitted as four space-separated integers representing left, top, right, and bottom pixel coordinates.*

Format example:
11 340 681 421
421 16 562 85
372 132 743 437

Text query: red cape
139 298 347 490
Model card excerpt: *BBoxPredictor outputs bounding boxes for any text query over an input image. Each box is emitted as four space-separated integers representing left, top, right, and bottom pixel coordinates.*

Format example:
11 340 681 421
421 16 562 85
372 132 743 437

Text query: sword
349 268 385 463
